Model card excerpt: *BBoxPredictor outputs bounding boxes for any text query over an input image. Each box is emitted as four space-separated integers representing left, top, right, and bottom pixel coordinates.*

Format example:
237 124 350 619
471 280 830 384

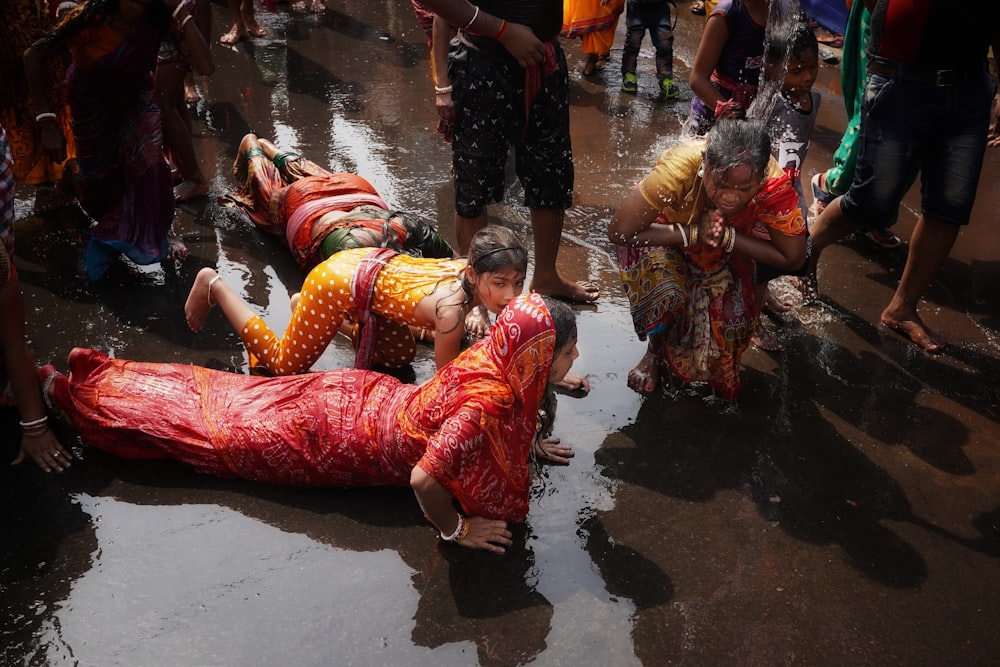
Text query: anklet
207 275 222 307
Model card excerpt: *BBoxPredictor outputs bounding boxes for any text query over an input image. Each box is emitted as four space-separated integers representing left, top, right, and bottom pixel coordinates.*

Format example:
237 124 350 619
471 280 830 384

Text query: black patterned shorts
448 42 574 218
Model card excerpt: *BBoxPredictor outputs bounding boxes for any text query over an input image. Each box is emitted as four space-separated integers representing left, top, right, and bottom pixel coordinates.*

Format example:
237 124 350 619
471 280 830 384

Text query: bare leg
793 195 859 300
455 211 488 256
220 0 247 44
184 267 257 333
750 282 783 351
232 133 260 181
879 214 956 353
242 0 267 38
627 334 662 394
528 208 599 302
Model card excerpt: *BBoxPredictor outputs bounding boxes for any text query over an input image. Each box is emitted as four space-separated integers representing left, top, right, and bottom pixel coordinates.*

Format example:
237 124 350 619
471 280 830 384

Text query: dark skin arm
410 466 513 553
416 0 547 68
689 14 731 114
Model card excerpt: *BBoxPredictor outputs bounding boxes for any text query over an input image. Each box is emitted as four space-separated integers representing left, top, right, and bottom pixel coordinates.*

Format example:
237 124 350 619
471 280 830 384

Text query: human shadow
59 447 554 666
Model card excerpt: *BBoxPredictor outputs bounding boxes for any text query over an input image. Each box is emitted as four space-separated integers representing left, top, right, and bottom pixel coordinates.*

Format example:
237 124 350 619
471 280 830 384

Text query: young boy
751 19 819 350
621 0 680 99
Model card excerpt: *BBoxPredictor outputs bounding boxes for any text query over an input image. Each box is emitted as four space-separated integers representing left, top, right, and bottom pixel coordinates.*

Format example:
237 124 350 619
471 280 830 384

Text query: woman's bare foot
789 272 819 302
751 321 783 352
244 12 267 37
554 371 590 395
531 276 600 304
174 179 210 202
627 351 660 394
185 267 220 331
220 23 246 45
166 233 188 261
880 311 945 354
763 287 793 314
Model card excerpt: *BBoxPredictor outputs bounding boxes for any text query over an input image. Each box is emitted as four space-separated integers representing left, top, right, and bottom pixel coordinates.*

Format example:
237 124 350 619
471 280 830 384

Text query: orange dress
241 247 466 374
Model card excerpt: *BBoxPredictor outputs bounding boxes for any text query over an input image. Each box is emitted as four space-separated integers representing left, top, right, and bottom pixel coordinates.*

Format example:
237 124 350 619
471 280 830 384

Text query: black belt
867 57 981 86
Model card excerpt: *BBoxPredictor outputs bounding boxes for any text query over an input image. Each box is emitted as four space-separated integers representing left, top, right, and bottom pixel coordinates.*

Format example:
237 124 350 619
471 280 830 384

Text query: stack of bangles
676 223 700 247
721 226 737 253
440 515 471 543
20 415 49 438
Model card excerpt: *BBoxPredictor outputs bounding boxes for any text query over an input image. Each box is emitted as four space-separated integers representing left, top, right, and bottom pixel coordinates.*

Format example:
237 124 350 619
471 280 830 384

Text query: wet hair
704 119 772 181
765 17 819 66
539 295 577 353
468 225 528 276
38 0 170 46
458 225 528 301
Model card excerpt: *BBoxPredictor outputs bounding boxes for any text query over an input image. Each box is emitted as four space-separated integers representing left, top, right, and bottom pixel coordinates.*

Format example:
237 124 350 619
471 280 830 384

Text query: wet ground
3 1 1000 665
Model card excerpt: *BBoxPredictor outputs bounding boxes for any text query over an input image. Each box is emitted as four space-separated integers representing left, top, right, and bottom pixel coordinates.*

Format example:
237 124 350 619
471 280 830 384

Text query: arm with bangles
417 0 545 68
24 37 69 165
608 187 723 249
431 15 457 127
165 0 214 76
0 261 72 473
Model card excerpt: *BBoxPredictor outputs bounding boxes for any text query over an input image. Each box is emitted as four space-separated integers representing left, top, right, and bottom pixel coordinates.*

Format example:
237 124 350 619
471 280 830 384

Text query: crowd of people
2 0 999 553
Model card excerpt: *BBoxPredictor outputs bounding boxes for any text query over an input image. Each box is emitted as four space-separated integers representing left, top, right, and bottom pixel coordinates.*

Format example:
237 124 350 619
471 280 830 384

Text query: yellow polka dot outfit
241 248 467 374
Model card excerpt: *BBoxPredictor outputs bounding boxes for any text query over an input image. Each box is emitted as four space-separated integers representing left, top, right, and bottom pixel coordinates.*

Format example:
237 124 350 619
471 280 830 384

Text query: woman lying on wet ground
42 293 578 551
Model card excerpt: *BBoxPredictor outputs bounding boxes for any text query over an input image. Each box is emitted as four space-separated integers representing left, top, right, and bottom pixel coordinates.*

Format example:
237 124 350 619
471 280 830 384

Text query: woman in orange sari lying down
43 293 579 552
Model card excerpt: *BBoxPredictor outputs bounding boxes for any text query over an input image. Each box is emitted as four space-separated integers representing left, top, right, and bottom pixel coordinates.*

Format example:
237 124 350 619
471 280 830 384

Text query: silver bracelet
462 5 480 31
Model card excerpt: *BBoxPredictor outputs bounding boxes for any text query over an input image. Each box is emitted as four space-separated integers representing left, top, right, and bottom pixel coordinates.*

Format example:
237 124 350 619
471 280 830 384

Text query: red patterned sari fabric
53 293 556 522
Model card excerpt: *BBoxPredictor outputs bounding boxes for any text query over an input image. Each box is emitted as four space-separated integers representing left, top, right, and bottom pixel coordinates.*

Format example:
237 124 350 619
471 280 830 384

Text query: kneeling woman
607 119 806 400
44 293 578 552
185 225 527 372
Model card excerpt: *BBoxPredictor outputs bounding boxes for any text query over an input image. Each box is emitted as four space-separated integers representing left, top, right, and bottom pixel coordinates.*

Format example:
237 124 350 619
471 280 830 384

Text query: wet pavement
3 2 1000 665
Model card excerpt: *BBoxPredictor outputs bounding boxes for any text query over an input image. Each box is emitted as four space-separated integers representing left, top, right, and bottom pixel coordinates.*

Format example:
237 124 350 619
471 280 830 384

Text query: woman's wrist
439 514 470 542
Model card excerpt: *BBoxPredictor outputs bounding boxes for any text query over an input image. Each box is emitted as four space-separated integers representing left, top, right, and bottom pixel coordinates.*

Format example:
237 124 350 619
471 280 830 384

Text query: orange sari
51 293 556 522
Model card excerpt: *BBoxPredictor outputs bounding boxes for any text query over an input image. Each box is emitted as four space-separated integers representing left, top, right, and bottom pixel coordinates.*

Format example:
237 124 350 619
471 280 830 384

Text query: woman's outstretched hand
533 436 574 464
458 516 513 553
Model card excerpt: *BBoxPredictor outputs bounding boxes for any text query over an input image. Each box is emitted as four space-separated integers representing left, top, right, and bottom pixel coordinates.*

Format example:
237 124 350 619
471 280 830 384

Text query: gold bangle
455 517 471 543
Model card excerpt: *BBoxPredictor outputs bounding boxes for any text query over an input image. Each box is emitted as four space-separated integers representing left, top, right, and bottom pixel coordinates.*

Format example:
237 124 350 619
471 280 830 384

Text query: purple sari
67 16 173 280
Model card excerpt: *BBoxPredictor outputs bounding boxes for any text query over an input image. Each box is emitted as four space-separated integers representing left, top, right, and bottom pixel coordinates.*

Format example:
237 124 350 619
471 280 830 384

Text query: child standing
621 0 680 98
750 18 819 350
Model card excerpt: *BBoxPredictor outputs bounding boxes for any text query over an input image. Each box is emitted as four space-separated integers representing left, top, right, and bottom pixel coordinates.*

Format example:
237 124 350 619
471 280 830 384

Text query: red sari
51 293 556 522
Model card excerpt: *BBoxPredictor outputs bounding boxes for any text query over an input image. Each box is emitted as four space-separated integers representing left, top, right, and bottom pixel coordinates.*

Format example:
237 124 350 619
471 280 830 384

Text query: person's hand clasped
533 436 575 464
458 516 513 553
697 207 725 247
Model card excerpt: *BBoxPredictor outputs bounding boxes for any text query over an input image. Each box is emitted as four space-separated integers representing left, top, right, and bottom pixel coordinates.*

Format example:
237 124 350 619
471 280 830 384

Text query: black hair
539 295 577 354
765 17 819 66
38 0 170 47
704 119 773 181
457 225 528 304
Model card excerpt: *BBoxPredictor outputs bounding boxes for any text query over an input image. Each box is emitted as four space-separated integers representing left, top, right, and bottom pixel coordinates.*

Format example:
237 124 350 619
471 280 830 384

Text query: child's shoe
622 72 638 94
864 227 902 249
659 77 680 99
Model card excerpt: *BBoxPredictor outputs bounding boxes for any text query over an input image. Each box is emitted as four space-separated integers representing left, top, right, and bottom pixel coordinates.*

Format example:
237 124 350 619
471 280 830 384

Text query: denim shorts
448 42 574 218
841 69 994 227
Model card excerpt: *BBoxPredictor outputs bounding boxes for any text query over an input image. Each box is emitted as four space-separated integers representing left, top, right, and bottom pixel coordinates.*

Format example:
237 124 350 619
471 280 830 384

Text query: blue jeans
840 69 994 228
